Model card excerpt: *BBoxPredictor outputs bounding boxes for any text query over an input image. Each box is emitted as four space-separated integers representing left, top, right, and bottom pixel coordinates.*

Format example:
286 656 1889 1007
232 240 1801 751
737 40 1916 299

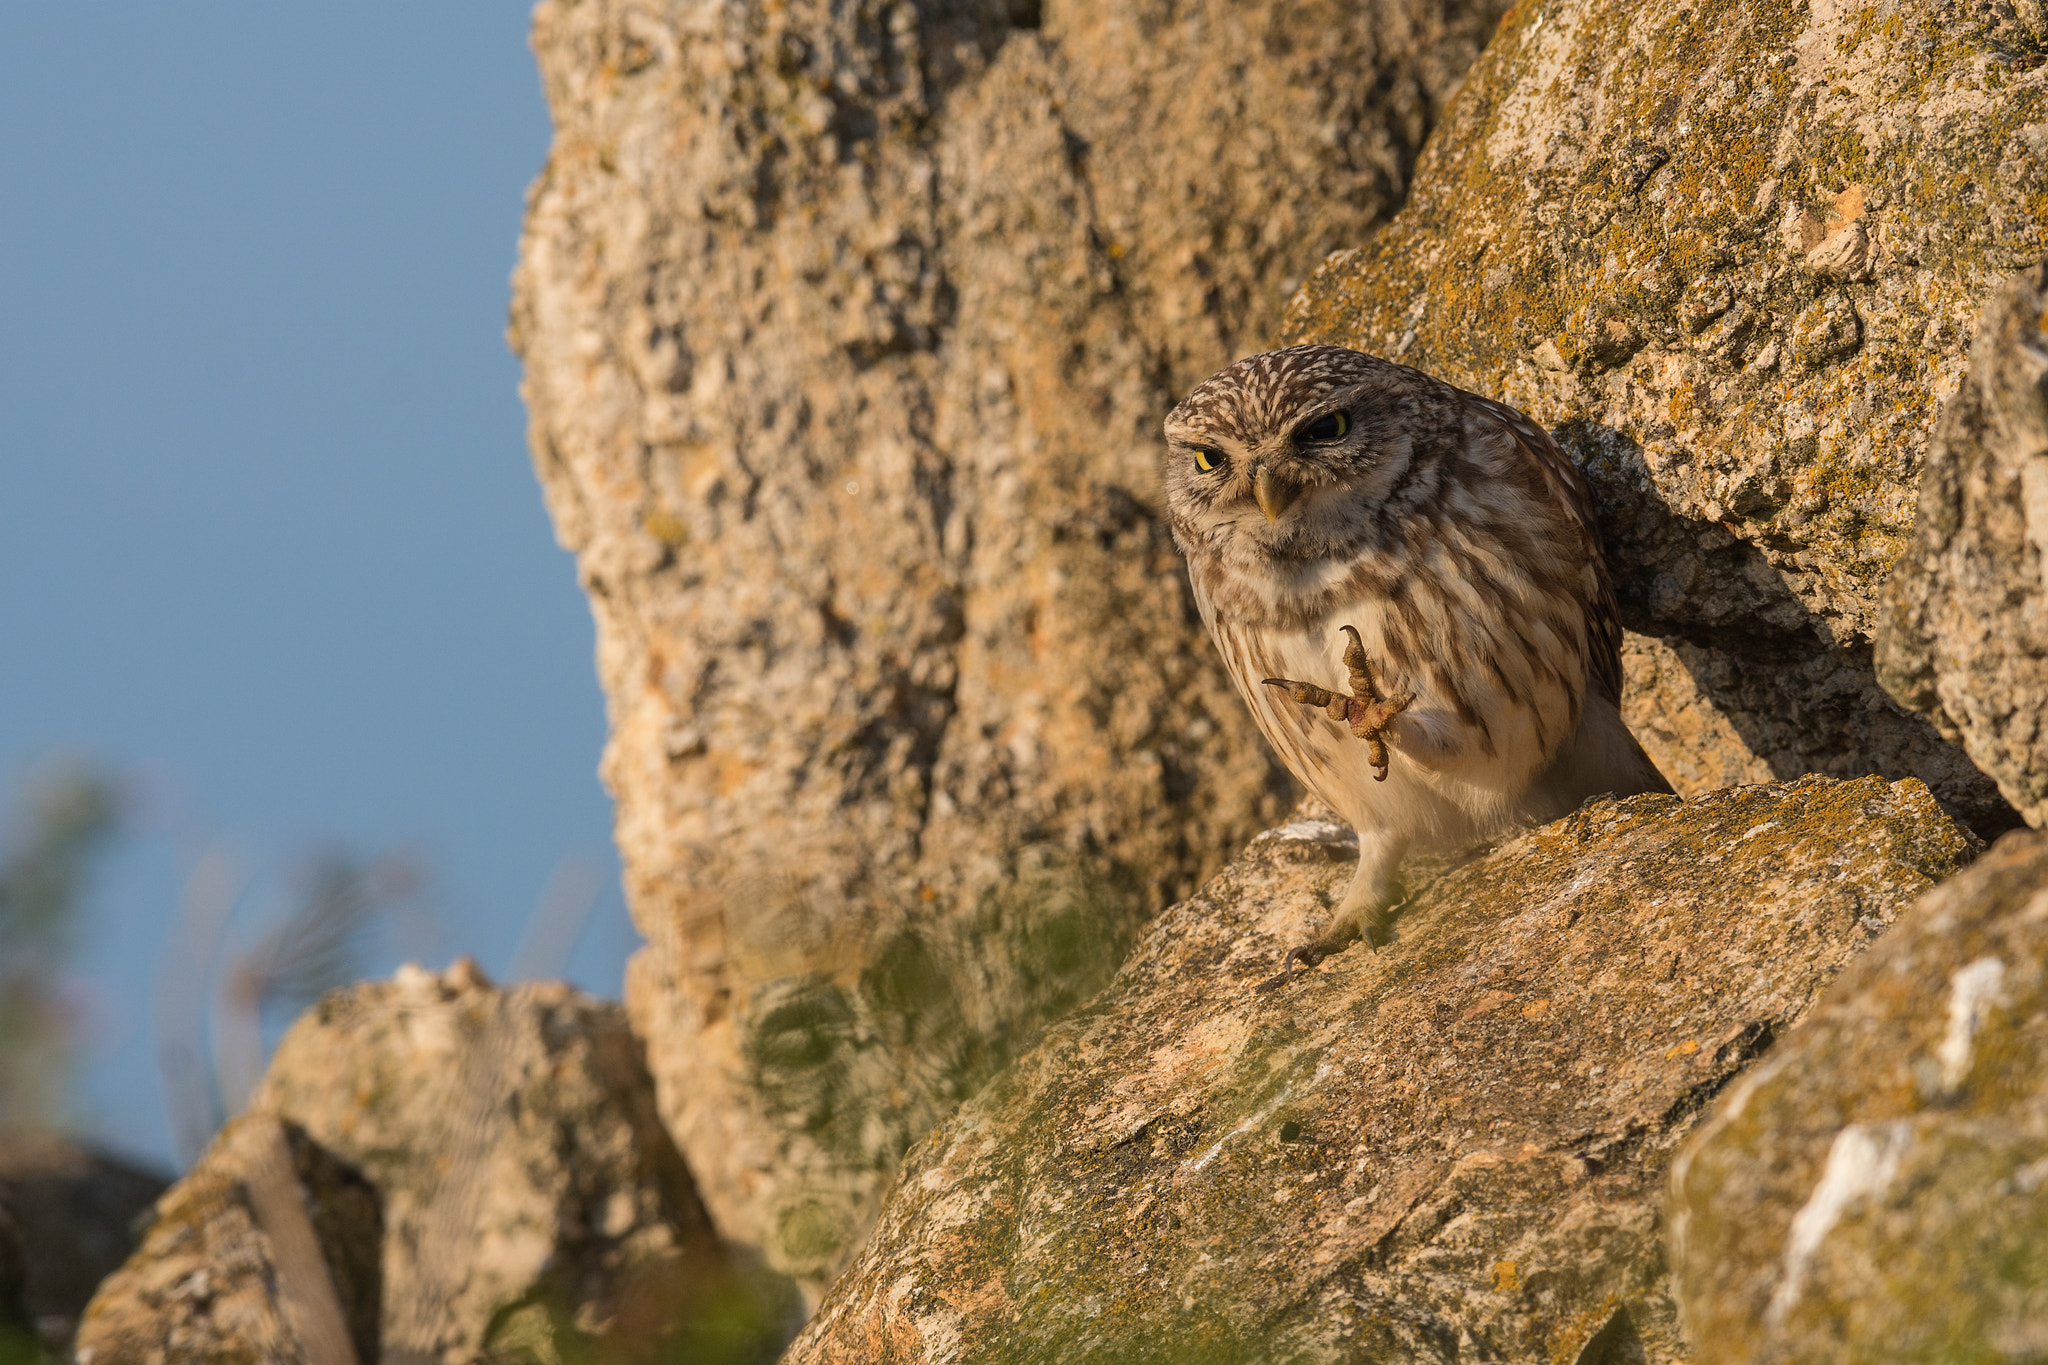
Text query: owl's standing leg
1257 832 1407 991
1337 830 1408 946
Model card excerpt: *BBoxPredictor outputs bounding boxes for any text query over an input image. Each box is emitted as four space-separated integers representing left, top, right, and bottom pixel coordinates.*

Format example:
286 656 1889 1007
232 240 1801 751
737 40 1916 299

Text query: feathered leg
1256 831 1407 991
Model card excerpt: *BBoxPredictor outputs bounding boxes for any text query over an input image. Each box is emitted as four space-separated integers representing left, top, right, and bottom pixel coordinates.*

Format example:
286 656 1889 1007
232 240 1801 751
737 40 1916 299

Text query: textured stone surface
0 1128 166 1348
1879 265 2048 829
511 0 1511 1292
74 1114 381 1365
1669 829 2048 1363
249 961 787 1364
782 775 1974 1363
1284 0 2048 835
79 963 790 1365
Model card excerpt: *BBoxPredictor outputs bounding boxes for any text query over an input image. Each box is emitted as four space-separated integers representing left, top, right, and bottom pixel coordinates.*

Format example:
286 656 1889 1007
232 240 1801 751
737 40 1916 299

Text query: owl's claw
1260 624 1415 779
1253 920 1369 992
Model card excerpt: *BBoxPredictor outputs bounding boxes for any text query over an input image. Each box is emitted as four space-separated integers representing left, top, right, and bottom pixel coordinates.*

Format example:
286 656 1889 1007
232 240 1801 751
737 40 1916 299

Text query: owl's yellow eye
1300 411 1350 443
1192 446 1222 473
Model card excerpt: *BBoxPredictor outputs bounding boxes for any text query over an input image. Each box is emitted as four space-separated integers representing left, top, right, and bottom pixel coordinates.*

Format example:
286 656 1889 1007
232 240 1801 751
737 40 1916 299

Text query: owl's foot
1253 919 1368 992
1260 624 1416 780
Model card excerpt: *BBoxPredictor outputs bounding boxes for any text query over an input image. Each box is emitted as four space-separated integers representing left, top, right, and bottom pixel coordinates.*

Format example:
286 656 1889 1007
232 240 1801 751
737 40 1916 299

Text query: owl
1163 345 1672 984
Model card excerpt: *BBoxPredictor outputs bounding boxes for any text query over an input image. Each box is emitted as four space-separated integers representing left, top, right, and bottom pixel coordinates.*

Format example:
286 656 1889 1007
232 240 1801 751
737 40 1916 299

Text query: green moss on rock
1670 829 2048 1363
785 777 1972 1363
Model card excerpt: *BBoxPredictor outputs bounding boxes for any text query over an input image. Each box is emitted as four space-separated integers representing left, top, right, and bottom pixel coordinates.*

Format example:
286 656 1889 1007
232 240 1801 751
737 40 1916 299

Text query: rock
253 961 794 1363
0 1128 167 1350
511 0 1513 1292
1878 265 2048 829
1283 0 2048 837
80 963 795 1364
74 1113 381 1365
0 1197 27 1345
1668 828 2048 1362
782 775 1974 1363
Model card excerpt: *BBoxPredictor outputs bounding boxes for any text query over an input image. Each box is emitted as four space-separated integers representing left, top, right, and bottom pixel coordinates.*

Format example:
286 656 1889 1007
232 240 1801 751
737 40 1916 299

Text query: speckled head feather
1167 345 1384 443
1160 344 1670 962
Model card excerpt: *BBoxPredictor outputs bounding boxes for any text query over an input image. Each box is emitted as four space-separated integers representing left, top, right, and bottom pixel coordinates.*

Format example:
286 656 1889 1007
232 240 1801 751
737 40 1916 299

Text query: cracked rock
79 964 789 1365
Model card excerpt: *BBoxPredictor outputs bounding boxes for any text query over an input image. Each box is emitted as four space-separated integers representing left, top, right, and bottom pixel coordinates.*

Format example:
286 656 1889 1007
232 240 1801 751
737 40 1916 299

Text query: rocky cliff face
783 776 1975 1363
510 0 1512 1292
1283 0 2046 836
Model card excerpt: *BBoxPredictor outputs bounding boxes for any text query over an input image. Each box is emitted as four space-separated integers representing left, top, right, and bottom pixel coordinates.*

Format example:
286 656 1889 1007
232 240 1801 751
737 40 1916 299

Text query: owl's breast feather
1199 571 1574 844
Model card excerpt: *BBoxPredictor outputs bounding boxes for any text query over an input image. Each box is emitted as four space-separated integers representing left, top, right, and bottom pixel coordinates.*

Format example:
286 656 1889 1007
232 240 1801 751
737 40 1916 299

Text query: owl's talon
1253 921 1368 992
1261 677 1340 711
1261 627 1412 776
1254 944 1323 992
1335 626 1368 687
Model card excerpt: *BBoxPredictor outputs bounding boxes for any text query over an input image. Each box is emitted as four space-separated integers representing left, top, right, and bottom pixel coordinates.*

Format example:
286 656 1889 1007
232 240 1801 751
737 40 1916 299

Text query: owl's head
1162 345 1451 564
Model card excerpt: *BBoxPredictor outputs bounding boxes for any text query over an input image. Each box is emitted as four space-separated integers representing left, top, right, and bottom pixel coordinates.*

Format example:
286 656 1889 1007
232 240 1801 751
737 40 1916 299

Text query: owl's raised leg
1260 625 1416 780
1256 833 1407 991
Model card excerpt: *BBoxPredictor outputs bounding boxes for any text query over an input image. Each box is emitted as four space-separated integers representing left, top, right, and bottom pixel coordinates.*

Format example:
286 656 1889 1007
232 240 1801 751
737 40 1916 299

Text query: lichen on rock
1283 0 2048 836
783 775 1974 1363
1669 828 2048 1363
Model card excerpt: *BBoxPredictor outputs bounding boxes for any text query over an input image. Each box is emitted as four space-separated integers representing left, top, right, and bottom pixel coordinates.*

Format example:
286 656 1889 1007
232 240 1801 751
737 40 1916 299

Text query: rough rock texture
1283 0 2048 835
74 1114 382 1365
250 961 787 1364
1879 265 2048 828
1669 828 2048 1362
80 963 790 1365
782 775 1974 1363
512 0 1511 1291
0 1128 166 1346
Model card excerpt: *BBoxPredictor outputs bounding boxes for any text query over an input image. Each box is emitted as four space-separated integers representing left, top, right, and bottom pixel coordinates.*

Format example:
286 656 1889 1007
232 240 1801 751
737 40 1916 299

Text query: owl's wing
1465 394 1626 706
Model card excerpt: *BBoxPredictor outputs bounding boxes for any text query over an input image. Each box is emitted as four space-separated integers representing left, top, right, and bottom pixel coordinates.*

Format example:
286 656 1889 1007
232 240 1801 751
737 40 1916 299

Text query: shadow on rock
1562 415 2022 840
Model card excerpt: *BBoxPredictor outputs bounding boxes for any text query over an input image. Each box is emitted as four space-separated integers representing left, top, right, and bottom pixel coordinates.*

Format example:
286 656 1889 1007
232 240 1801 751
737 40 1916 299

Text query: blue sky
0 4 634 1170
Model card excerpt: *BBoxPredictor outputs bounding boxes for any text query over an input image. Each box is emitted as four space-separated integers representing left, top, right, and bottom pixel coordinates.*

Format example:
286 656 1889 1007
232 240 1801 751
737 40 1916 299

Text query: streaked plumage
1163 345 1671 966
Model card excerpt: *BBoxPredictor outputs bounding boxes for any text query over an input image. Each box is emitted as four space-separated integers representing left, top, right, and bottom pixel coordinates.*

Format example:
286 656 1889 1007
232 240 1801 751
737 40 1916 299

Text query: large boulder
1879 265 2048 829
1283 0 2048 836
80 963 791 1365
783 775 1974 1363
1669 828 2048 1362
511 0 1513 1292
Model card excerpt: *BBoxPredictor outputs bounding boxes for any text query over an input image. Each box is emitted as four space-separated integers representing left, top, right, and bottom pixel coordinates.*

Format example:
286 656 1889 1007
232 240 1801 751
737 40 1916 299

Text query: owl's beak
1253 465 1300 523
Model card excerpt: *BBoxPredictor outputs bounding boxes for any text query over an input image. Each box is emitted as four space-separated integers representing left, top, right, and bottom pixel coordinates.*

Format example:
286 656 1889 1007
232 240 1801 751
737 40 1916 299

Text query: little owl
1163 344 1671 984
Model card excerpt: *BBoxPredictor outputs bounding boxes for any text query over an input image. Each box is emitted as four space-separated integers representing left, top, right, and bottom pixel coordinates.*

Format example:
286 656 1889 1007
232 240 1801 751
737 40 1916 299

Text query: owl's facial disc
1251 405 1352 521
